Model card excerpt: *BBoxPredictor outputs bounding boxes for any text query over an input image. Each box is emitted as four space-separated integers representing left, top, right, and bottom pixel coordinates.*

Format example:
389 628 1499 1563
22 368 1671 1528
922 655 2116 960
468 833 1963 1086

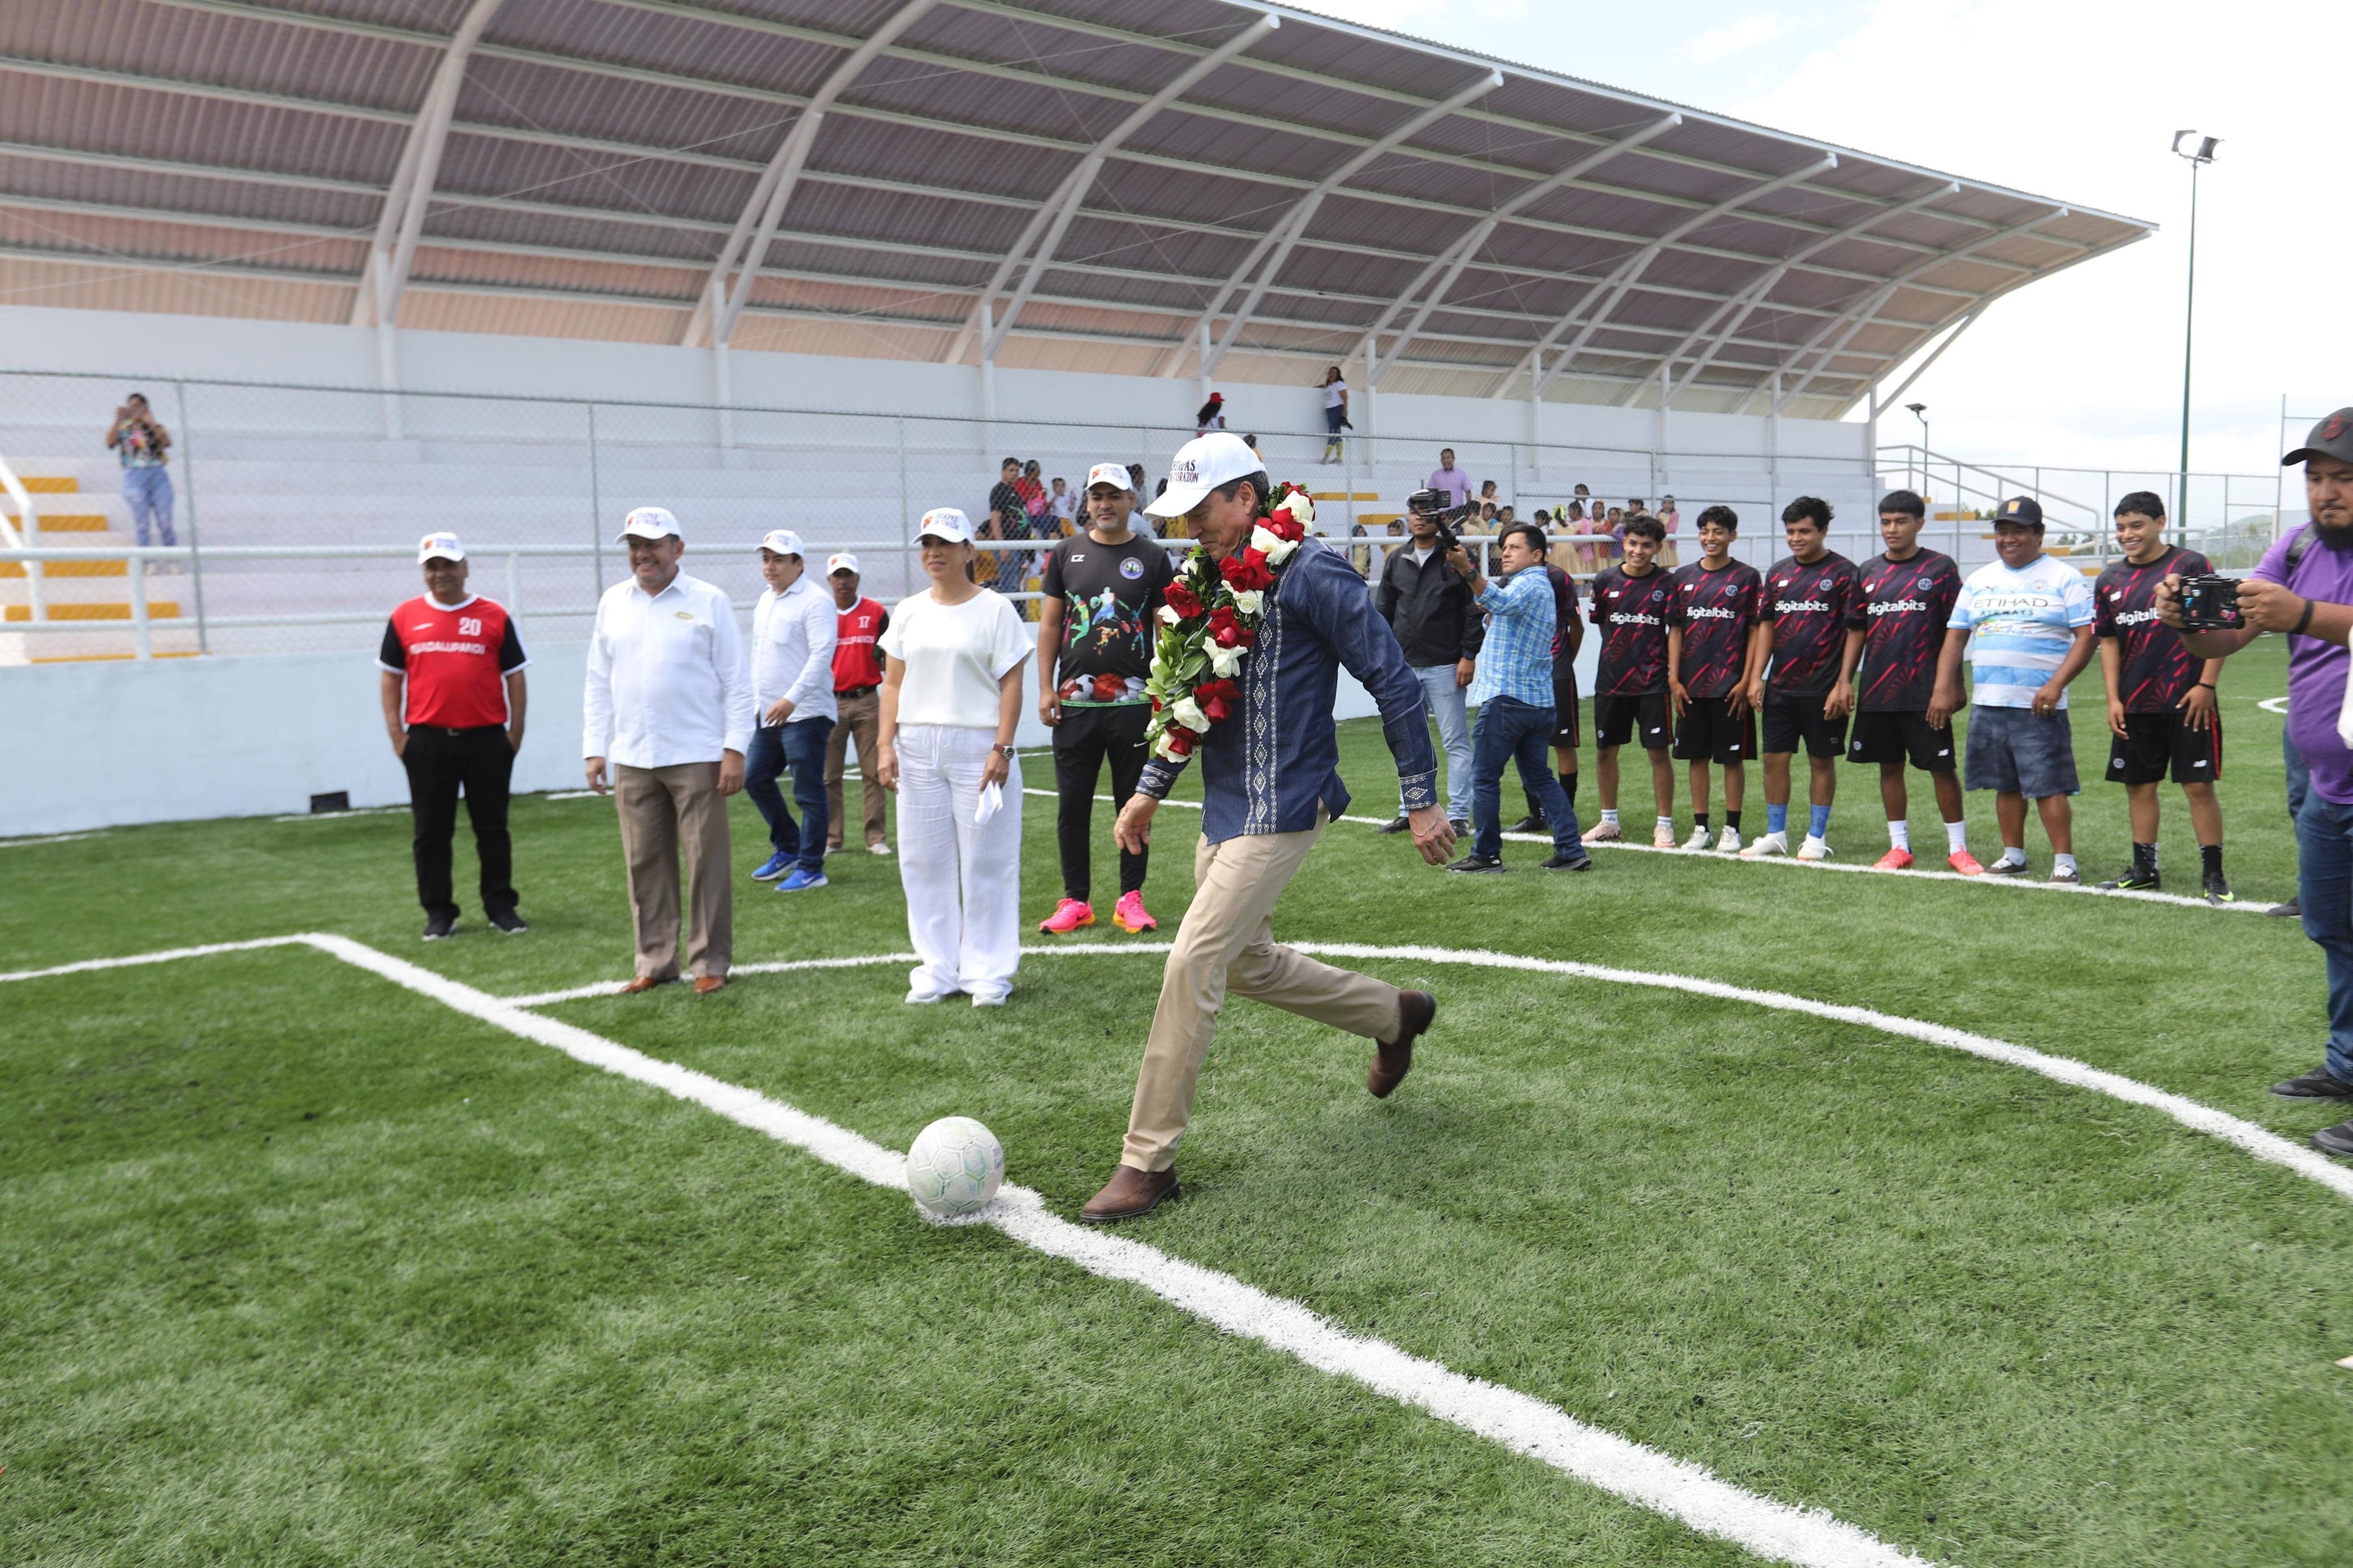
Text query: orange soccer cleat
1871 845 1915 871
1947 849 1986 876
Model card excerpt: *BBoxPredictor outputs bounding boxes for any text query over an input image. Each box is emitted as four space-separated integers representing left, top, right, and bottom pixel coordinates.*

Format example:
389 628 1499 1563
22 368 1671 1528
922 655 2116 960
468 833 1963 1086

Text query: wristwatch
992 743 1018 758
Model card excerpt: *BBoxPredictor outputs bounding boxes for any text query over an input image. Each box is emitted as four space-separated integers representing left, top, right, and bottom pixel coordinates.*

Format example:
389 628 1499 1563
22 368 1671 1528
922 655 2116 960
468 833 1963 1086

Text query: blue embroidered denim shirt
1137 539 1437 841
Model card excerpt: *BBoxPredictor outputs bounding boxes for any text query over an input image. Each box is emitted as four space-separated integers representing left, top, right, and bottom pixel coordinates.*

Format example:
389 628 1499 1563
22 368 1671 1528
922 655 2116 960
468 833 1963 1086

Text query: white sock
1997 845 2027 866
2054 852 2078 874
1887 820 1911 850
1656 816 1674 832
1602 808 1621 827
1945 820 1969 852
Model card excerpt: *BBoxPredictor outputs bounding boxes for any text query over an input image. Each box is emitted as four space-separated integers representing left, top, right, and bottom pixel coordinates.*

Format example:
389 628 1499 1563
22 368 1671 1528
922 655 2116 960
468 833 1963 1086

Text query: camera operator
1374 488 1481 835
2162 409 2353 1155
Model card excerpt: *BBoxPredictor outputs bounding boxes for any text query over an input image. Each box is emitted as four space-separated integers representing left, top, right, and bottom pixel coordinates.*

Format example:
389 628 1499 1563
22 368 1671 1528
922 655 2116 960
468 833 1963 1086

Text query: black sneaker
1446 854 1507 874
1540 852 1594 871
423 915 456 940
2313 1119 2353 1157
1376 816 1412 834
2269 896 2302 919
2271 1066 2353 1098
488 910 529 935
1508 813 1548 834
2202 870 2235 905
2099 865 2160 892
1984 858 2029 877
1449 818 1471 837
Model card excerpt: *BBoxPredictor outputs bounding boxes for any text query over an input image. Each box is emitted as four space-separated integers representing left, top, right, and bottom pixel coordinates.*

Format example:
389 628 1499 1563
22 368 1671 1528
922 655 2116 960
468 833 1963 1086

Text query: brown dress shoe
693 974 728 995
1079 1165 1179 1223
1367 989 1436 1098
618 976 665 995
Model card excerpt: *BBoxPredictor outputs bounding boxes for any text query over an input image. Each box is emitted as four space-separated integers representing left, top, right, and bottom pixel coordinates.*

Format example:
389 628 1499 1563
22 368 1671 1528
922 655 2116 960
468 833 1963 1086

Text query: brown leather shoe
1368 989 1435 1099
693 974 728 995
1079 1165 1179 1223
618 976 665 995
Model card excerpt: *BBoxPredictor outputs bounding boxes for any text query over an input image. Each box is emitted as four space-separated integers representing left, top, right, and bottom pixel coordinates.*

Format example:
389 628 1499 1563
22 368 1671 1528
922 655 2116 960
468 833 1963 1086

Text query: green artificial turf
5 633 2348 1565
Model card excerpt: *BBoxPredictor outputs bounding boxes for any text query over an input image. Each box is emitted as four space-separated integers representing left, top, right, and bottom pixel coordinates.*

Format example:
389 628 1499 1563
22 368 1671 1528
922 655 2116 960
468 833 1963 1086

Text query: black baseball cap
2283 407 2353 466
1993 495 2044 528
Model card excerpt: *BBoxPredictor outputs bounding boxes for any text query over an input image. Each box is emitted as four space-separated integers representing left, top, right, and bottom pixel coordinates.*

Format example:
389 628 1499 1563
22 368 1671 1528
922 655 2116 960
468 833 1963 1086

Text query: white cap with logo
758 528 806 556
615 506 682 542
826 552 861 576
1084 461 1134 493
914 507 974 545
1144 431 1260 519
417 530 465 564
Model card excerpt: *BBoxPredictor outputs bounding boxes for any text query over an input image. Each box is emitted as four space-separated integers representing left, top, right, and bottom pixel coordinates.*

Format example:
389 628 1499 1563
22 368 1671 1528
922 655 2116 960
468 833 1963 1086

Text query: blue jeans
122 465 175 547
1409 663 1472 820
1472 696 1585 862
746 717 834 872
2287 725 2311 825
2295 792 2353 1082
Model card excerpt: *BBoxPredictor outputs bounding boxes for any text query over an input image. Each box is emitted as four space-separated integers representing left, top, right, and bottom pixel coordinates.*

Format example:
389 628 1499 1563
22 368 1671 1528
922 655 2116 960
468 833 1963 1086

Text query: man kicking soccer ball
1586 515 1678 846
1080 434 1453 1224
1846 490 1980 874
1743 497 1861 861
1666 507 1768 853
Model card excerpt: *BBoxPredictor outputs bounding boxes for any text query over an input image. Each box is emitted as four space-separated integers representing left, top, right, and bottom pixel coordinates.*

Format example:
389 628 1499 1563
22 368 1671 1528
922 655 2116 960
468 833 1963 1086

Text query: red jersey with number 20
378 594 527 728
1669 559 1762 698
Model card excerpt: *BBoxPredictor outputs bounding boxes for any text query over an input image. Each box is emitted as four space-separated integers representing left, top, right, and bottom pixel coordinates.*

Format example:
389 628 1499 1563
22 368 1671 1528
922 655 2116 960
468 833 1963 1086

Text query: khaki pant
1122 814 1403 1172
615 761 732 980
825 687 887 850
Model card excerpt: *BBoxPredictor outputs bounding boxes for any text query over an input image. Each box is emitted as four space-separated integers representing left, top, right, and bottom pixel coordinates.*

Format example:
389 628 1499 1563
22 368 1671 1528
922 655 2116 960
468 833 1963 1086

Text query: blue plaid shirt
1468 565 1558 709
1137 539 1437 841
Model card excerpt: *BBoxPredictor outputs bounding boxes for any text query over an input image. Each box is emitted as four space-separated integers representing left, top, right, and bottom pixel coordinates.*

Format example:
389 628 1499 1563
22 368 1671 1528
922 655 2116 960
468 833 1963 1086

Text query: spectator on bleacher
1658 495 1682 567
1049 476 1077 534
1427 448 1472 509
1195 392 1226 435
822 553 891 858
105 392 176 568
1479 480 1500 511
1320 365 1349 463
583 507 752 996
378 531 528 941
984 456 1031 605
744 529 838 895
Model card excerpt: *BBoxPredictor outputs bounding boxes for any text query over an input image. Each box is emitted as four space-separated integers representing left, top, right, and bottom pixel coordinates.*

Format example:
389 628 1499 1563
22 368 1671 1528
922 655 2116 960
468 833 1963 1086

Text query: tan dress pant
825 687 887 850
615 761 732 981
1122 813 1404 1172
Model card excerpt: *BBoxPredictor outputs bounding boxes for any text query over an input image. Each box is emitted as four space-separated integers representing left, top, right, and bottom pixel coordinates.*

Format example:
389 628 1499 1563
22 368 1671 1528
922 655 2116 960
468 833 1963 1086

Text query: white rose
1277 491 1315 528
1172 696 1209 732
1152 732 1186 762
1264 535 1299 565
1229 588 1262 616
1157 603 1183 627
1206 642 1246 677
1250 524 1283 556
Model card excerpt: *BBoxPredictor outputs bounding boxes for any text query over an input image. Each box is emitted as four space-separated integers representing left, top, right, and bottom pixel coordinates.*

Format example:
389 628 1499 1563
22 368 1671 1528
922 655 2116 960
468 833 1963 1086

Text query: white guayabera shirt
582 571 754 767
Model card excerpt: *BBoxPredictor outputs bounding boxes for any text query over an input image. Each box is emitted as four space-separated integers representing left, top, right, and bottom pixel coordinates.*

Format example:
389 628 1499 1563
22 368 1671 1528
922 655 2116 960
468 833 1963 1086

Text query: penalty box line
0 931 1927 1568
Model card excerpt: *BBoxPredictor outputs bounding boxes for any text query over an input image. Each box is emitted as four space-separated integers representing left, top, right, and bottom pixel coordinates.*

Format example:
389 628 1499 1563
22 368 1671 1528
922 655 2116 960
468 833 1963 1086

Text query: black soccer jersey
1587 564 1673 695
2094 546 2212 712
1545 563 1580 680
1669 559 1763 699
1852 549 1960 712
1761 551 1859 691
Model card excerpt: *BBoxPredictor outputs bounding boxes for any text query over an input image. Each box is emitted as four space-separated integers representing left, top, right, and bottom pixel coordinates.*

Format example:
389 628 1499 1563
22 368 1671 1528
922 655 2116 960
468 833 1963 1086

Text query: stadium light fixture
2171 131 2220 541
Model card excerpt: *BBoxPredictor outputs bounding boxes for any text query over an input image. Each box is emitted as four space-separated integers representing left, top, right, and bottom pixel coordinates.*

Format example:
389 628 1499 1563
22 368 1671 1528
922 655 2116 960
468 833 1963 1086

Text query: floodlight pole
2173 132 2218 547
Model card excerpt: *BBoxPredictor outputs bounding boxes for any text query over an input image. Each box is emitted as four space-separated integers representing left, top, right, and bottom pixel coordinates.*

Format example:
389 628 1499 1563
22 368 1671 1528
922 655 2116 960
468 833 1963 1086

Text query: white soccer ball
905 1115 1005 1219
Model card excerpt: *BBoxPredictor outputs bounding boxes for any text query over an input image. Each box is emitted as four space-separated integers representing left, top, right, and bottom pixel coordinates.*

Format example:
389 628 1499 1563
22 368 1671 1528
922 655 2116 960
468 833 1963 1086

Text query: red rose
1219 548 1274 591
1193 677 1241 722
1262 514 1305 544
1207 604 1255 648
1163 578 1205 619
1163 725 1196 757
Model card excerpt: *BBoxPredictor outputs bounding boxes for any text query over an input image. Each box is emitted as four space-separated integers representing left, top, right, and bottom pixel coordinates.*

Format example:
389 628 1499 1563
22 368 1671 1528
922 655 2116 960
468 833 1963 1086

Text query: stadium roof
0 0 2156 417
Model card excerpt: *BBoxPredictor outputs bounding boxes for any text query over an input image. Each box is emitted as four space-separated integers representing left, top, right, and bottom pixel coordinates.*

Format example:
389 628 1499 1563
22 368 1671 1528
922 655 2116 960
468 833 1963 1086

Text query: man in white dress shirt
584 507 753 995
744 528 839 893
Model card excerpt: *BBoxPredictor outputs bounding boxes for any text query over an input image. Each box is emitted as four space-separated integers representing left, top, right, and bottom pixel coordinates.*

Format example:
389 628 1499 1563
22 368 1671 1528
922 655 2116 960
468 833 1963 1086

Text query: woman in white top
1320 365 1348 464
876 507 1033 1006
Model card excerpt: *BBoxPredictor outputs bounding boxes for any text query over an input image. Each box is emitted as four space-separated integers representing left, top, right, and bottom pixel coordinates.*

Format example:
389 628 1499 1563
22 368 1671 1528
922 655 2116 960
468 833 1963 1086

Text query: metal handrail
0 445 47 622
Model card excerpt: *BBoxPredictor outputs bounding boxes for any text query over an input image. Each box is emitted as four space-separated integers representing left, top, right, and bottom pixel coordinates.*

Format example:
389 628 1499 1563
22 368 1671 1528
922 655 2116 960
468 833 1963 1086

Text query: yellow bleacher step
32 515 109 532
21 477 79 493
31 650 201 663
1310 491 1382 502
0 560 128 578
5 601 180 621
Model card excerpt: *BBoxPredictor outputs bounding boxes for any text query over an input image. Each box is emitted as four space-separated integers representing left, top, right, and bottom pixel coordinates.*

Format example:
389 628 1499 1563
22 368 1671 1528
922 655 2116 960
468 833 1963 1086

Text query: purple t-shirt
1425 467 1471 508
2255 527 2353 805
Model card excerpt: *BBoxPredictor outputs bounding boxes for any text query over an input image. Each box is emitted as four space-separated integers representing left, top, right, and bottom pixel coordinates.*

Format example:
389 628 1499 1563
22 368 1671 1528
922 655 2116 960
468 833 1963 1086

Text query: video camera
1406 487 1468 561
2177 574 2245 632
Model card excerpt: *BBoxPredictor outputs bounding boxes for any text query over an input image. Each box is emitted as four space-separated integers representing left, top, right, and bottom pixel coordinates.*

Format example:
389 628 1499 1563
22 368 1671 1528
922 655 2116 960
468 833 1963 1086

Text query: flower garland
1144 482 1315 762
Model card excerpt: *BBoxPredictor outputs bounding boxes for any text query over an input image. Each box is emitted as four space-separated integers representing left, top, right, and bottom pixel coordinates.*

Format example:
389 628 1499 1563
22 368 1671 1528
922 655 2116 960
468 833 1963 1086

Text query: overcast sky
1309 0 2345 495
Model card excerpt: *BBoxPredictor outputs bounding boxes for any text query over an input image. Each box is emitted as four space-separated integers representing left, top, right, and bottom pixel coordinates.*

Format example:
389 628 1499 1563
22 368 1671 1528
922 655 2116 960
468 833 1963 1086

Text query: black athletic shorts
1550 672 1581 748
1593 691 1671 750
1761 688 1849 759
1673 694 1755 766
2106 710 2223 786
1846 708 1956 772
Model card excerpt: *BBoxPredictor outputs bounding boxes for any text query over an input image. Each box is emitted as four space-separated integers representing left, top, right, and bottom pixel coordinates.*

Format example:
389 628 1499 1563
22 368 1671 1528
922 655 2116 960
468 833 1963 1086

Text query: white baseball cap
616 506 681 542
1085 461 1134 493
914 507 974 545
826 552 861 576
417 530 464 563
1144 431 1260 519
758 528 806 557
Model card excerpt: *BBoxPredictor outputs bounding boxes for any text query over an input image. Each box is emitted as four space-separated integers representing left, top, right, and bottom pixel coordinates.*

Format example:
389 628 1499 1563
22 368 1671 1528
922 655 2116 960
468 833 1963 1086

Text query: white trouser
895 723 1024 1000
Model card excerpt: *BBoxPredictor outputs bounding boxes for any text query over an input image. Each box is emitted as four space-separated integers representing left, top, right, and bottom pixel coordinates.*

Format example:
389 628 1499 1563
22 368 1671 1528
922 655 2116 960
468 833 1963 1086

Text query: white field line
273 807 404 823
1022 790 2266 915
2259 697 2289 715
0 931 1930 1568
543 789 609 801
0 831 106 848
0 935 309 983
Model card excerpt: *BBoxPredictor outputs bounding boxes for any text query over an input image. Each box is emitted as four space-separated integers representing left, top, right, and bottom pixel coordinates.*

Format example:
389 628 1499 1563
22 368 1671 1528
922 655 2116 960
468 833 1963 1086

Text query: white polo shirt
583 570 754 767
751 573 839 724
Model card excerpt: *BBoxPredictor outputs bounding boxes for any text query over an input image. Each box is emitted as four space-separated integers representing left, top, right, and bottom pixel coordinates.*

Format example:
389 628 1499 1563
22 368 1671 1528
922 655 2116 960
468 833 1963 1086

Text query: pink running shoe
1947 849 1985 876
1872 845 1915 871
1038 897 1094 934
1585 819 1624 842
1113 889 1158 933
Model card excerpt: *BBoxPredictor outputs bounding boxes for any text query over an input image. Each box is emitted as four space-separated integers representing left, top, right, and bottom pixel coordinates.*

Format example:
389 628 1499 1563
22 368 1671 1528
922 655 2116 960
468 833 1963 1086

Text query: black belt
414 723 503 738
837 684 880 698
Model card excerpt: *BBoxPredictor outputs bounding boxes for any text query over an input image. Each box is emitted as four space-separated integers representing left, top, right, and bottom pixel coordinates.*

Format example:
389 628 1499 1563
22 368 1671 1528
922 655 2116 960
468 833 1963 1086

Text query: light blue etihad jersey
1951 554 2094 709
